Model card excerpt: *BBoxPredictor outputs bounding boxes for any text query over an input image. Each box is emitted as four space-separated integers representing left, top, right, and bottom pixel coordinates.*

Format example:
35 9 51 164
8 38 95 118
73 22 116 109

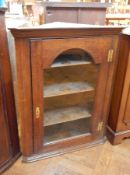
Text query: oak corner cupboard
9 23 123 162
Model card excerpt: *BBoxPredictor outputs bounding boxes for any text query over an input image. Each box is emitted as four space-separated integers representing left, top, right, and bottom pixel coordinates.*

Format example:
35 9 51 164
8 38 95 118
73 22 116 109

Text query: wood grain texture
0 74 11 166
101 36 119 133
32 37 113 67
107 34 130 145
0 9 19 157
44 63 96 98
117 47 130 130
43 2 111 8
10 27 124 39
108 35 130 131
14 39 33 156
10 26 122 161
44 82 94 98
30 35 113 159
31 41 44 153
43 2 110 25
44 92 94 110
44 106 91 126
0 8 20 173
44 118 90 144
124 90 130 124
107 126 130 145
3 140 130 175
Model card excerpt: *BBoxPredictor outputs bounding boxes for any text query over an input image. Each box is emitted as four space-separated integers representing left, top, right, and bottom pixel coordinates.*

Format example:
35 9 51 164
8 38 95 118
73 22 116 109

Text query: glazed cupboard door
31 37 113 153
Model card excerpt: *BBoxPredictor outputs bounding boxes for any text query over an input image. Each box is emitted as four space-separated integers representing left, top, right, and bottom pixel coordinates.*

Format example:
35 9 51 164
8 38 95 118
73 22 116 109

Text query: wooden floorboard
2 139 130 175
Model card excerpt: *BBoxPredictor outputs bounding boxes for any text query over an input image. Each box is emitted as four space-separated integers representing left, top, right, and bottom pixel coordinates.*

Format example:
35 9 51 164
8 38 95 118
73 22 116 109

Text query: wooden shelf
44 106 91 126
51 60 91 68
43 51 96 144
44 82 94 98
50 49 92 68
44 118 90 144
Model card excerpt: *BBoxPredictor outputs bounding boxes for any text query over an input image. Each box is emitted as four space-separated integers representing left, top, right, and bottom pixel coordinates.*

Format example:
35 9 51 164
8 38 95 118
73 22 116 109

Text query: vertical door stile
91 61 109 136
31 40 44 152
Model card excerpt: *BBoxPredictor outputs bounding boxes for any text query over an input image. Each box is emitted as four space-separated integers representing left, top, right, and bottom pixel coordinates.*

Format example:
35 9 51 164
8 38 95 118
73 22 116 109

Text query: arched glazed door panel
31 37 113 154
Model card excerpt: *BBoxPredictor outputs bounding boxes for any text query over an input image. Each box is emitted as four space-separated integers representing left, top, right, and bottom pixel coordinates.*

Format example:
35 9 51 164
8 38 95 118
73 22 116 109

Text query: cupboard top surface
10 22 124 30
43 2 111 9
9 22 124 38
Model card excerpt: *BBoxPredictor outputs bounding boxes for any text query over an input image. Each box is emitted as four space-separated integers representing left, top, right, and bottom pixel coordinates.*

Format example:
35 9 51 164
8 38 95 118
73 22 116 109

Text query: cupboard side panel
102 37 119 131
108 35 130 131
124 89 130 124
0 78 11 165
122 51 130 125
15 39 33 156
0 9 19 157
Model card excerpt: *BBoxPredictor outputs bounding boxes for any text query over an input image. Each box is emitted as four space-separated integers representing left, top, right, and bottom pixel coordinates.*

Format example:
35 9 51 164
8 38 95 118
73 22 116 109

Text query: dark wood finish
43 2 110 8
23 138 106 162
0 8 20 173
31 36 113 154
10 26 123 38
107 33 130 145
10 24 123 162
14 39 33 156
43 2 111 25
0 76 11 168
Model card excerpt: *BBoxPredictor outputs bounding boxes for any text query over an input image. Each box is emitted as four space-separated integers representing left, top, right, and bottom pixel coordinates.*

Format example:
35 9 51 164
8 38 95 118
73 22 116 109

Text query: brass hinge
107 49 114 62
97 122 104 131
36 107 40 119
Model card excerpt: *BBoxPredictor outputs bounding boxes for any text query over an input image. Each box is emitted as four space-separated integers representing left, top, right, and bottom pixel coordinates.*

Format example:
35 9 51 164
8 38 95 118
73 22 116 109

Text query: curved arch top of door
31 37 113 68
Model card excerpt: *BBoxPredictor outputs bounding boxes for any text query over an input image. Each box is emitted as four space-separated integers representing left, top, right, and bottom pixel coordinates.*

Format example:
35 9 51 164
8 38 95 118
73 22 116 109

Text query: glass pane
43 49 99 145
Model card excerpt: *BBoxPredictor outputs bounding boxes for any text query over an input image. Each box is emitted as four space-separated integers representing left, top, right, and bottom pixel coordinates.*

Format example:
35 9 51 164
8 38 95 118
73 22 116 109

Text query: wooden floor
3 139 130 175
